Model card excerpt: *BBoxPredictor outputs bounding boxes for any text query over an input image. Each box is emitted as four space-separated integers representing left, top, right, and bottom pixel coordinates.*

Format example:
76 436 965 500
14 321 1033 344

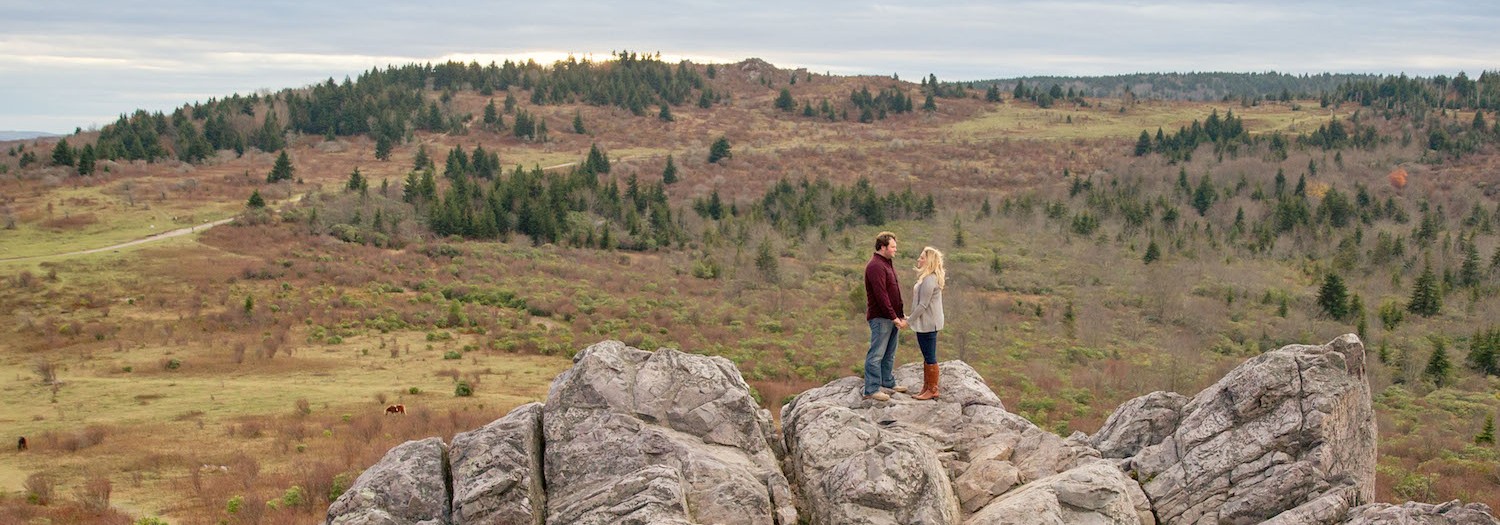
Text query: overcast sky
3 0 1497 134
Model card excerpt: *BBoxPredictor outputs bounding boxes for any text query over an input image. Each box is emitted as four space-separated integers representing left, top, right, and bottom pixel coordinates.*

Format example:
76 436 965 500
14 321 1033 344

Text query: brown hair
874 231 897 251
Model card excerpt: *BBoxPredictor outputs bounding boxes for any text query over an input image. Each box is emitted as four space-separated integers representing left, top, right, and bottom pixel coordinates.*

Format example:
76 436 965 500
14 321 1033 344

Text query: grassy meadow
3 62 1500 523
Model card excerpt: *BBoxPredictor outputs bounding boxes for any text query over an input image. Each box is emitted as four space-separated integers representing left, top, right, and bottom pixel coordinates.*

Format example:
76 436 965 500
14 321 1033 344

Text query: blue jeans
916 331 938 365
864 318 899 395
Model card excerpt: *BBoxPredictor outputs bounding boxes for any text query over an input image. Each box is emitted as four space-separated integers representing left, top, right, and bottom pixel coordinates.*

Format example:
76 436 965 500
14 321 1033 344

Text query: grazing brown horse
384 404 405 415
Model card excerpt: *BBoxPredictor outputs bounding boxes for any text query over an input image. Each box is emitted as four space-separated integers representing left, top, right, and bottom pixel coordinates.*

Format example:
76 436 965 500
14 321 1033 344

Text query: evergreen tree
658 103 674 122
1407 257 1443 317
247 189 266 209
77 144 96 176
1316 273 1350 320
573 112 586 134
413 144 433 171
708 136 732 164
1478 415 1496 445
755 239 780 285
985 85 1002 103
50 139 74 167
1192 174 1217 216
1143 240 1161 264
267 150 295 183
661 154 678 185
484 99 499 127
1467 327 1500 376
375 134 392 161
775 88 795 112
923 93 937 112
583 143 610 174
1459 236 1482 287
1424 336 1452 387
1475 110 1488 131
346 167 368 194
1135 130 1152 156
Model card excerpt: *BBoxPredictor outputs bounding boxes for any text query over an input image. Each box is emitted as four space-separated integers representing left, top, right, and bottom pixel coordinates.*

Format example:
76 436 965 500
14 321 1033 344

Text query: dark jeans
916 331 938 365
864 318 898 395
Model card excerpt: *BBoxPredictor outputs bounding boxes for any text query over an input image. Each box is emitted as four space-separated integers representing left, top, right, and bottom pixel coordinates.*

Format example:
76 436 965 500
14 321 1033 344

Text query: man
863 231 908 401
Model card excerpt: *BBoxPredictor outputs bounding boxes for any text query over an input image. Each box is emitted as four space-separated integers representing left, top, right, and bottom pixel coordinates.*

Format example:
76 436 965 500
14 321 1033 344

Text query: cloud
2 0 1498 133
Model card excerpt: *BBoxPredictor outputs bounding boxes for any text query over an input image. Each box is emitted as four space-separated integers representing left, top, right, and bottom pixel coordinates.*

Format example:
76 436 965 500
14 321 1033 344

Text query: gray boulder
1126 334 1377 525
781 361 1110 524
965 460 1154 525
450 402 544 525
543 340 794 525
1090 391 1188 460
1343 501 1500 524
326 437 449 525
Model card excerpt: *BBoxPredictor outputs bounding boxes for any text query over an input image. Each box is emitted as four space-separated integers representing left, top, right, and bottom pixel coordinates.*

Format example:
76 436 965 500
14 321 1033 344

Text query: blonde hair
915 246 946 289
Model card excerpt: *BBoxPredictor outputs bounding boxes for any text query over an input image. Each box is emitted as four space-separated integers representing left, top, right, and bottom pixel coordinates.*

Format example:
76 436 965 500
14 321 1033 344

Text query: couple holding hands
862 231 946 402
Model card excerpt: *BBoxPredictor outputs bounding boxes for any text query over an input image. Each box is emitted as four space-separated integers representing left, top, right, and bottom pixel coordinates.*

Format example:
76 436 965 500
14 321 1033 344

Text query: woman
908 246 946 400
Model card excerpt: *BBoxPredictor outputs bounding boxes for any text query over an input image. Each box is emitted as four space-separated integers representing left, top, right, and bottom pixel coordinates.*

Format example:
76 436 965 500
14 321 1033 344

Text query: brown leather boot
912 364 940 400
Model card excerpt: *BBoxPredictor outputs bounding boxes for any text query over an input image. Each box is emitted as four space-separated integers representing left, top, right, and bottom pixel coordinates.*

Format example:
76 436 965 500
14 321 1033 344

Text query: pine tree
1424 336 1452 387
1192 174 1217 216
374 134 392 161
1143 240 1161 264
658 103 673 122
346 167 367 194
413 144 432 171
267 150 294 183
1407 257 1443 317
923 93 937 112
246 189 266 209
1467 327 1500 376
708 136 732 164
1477 415 1496 445
584 143 610 174
1459 236 1481 287
1135 130 1152 156
77 144 96 176
50 139 74 167
1316 273 1350 320
484 99 499 127
661 155 678 185
755 239 780 285
775 88 795 112
573 112 586 134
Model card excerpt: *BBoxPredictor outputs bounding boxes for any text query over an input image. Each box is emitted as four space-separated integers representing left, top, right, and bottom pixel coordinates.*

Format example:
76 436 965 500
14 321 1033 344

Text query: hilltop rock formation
327 335 1500 525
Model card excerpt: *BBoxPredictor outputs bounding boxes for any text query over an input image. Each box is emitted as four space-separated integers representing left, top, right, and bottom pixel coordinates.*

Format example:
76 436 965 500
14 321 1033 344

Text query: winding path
0 217 235 262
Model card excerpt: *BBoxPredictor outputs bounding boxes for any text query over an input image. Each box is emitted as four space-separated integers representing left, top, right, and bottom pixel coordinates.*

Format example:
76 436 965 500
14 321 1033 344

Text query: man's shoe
862 392 891 402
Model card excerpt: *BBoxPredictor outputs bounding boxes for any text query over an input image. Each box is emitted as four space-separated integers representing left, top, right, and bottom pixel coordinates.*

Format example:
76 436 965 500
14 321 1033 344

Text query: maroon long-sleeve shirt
865 252 904 321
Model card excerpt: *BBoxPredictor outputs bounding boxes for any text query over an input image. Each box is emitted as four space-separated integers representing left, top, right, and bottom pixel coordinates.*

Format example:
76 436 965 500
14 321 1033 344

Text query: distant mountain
0 131 61 141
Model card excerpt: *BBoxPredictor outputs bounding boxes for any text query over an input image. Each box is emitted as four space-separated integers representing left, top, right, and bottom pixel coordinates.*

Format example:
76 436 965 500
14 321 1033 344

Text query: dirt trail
0 218 235 262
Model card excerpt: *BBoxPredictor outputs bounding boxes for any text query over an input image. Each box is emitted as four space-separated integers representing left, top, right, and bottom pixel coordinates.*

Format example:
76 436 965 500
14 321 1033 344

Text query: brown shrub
72 474 111 514
24 472 57 505
40 212 98 230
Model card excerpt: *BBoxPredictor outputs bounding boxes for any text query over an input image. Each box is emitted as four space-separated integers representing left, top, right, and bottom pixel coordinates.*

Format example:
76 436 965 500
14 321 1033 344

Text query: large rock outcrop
1112 333 1378 525
327 335 1498 525
449 402 544 525
328 437 449 525
780 361 1149 524
542 341 795 525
